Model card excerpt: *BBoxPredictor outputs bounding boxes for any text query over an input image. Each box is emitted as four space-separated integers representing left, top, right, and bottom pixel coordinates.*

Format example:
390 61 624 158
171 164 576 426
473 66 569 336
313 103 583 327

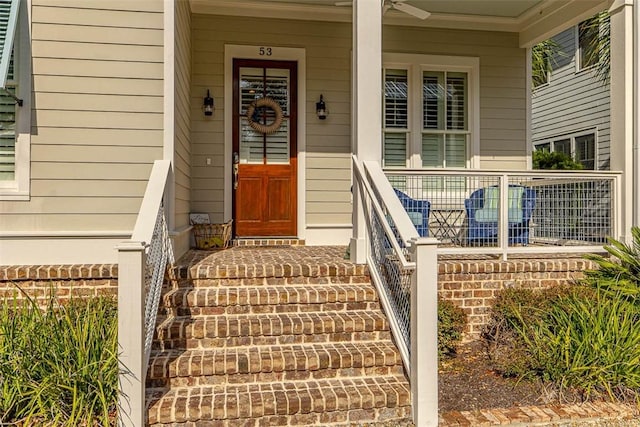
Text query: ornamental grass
0 286 118 426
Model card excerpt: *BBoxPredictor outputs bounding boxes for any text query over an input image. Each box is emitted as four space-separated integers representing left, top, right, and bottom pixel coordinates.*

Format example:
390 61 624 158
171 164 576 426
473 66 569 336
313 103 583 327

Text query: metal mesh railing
385 170 620 256
143 204 174 369
353 157 418 366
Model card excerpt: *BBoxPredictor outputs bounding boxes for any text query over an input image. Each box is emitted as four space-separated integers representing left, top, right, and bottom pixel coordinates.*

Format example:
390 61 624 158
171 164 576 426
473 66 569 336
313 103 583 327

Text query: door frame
224 44 306 239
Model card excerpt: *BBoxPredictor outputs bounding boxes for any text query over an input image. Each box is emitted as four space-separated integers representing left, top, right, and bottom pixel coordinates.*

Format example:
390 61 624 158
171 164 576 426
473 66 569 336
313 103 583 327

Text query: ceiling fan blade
392 2 431 19
382 4 391 14
335 1 352 6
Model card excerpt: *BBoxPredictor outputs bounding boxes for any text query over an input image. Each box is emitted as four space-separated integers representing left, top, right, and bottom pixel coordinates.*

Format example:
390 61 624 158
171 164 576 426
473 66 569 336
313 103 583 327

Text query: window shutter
383 133 407 167
446 73 467 130
0 91 15 179
0 0 18 90
423 72 442 130
384 69 407 128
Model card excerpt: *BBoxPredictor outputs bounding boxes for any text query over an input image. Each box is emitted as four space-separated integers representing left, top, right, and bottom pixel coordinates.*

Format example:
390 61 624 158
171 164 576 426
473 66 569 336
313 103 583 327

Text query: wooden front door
232 59 297 237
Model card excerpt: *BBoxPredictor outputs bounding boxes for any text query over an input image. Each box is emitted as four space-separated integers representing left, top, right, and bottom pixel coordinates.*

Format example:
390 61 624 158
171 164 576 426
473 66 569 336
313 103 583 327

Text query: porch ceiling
190 0 611 47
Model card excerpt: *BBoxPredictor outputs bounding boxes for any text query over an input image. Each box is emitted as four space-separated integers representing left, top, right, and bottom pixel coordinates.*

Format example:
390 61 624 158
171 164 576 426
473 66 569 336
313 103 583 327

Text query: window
534 131 597 170
382 54 478 175
578 17 599 70
0 0 29 200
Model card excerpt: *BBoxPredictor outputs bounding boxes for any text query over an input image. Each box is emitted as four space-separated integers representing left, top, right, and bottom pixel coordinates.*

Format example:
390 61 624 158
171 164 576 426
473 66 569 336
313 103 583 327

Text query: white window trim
0 0 31 201
382 53 480 169
533 128 598 169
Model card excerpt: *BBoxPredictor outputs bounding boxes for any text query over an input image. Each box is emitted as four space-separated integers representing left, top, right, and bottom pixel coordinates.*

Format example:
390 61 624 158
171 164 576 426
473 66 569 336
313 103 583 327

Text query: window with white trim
534 131 596 170
382 54 477 171
0 0 29 200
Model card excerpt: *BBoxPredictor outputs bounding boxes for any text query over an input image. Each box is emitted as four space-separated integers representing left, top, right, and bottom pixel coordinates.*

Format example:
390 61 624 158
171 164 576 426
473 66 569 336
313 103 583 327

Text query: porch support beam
351 0 382 263
610 0 634 241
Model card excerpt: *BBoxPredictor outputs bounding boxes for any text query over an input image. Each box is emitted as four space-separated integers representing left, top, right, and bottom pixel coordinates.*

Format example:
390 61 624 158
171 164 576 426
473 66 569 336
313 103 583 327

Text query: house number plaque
259 47 273 56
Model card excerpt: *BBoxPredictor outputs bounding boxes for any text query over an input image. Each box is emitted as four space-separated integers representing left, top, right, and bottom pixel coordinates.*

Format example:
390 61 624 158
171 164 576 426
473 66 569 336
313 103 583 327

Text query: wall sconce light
316 94 327 120
203 89 214 116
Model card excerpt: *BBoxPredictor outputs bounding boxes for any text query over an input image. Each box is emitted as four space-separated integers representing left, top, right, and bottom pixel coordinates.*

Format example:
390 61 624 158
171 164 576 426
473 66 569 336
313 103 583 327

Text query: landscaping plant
438 300 466 359
485 230 640 401
0 288 118 426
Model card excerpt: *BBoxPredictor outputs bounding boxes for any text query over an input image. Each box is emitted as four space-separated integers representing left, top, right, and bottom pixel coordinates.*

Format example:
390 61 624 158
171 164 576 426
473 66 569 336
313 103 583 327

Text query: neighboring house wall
173 0 192 257
0 0 165 264
532 27 610 170
191 15 528 242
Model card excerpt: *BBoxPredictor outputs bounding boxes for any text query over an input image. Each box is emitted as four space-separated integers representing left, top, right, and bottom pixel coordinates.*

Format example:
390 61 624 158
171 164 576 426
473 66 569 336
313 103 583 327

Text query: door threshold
233 238 305 247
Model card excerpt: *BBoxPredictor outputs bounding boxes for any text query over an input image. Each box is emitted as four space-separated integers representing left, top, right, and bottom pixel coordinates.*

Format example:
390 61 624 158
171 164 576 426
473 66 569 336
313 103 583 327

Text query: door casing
224 45 307 239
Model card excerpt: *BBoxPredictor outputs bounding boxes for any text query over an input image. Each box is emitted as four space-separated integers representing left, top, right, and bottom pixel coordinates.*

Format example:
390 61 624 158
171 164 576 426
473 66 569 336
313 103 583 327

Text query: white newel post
409 236 440 426
117 241 147 427
351 0 382 263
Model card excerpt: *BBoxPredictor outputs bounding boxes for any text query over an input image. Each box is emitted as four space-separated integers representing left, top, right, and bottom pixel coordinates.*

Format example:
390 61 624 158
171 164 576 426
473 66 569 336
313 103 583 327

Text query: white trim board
223 44 307 240
0 237 126 265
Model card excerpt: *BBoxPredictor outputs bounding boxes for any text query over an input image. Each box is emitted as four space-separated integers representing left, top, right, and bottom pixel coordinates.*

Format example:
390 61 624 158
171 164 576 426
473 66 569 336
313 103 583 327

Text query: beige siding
175 0 192 231
0 0 164 233
191 15 526 228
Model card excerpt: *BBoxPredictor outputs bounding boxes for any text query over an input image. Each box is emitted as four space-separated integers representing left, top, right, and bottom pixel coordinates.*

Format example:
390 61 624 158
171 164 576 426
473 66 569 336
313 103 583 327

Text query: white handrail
117 159 174 427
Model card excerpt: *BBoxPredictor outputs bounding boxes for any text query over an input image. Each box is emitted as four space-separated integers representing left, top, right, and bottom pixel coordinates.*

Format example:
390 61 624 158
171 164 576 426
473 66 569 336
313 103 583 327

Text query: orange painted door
232 59 297 237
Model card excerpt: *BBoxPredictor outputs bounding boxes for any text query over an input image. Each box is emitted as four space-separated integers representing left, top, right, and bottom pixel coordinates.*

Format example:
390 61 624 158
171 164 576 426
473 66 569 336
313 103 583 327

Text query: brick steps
147 247 411 425
147 341 404 388
146 376 411 424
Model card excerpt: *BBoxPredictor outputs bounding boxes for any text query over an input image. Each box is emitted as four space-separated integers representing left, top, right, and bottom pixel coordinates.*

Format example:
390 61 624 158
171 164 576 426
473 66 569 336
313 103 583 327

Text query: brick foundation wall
0 264 118 305
438 257 599 340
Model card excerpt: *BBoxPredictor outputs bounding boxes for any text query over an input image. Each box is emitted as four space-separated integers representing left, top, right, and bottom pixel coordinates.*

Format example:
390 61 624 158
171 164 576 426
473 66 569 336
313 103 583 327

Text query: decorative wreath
246 97 283 134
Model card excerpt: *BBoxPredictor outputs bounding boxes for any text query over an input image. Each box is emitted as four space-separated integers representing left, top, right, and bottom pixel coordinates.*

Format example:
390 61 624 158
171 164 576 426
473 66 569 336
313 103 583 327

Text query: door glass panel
239 67 291 165
265 68 290 164
240 67 265 164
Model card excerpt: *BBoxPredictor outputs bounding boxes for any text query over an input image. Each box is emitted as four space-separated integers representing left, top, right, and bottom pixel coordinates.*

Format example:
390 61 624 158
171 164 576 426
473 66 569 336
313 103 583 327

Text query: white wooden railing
352 155 439 426
117 160 174 427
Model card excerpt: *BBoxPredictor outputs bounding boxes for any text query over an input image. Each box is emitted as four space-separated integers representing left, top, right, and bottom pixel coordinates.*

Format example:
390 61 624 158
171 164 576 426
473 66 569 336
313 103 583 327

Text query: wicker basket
192 220 232 250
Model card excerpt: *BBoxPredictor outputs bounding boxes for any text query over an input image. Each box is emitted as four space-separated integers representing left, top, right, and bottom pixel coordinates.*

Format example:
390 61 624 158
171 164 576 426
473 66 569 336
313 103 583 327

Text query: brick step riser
187 265 369 282
150 365 406 388
149 405 412 427
185 274 371 288
161 315 389 341
163 284 378 308
153 330 394 350
169 301 381 316
147 343 404 380
146 376 410 424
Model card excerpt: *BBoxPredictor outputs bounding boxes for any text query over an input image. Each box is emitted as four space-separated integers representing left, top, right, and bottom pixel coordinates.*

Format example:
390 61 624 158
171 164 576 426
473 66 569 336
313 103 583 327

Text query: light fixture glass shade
204 89 214 116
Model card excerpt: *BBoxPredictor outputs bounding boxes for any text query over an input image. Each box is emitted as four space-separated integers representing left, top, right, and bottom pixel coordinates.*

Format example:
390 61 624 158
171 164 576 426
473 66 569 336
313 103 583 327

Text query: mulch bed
439 341 578 412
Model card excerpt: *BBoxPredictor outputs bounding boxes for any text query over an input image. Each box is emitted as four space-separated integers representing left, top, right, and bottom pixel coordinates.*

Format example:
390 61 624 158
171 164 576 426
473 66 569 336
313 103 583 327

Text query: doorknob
233 152 239 190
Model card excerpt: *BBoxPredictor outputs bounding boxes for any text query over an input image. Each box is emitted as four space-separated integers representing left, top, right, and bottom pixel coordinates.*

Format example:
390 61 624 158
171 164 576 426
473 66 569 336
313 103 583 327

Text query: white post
351 0 382 263
409 236 439 427
609 0 634 241
117 241 147 427
499 175 508 260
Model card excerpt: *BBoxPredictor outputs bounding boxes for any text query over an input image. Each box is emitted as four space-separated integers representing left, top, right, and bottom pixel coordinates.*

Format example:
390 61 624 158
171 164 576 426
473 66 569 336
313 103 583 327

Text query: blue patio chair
393 188 430 237
464 185 536 245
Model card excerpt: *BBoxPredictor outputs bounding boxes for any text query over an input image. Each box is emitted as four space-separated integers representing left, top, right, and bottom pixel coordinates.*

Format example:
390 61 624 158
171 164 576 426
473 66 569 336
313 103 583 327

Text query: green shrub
532 150 584 170
485 284 640 400
582 226 640 301
438 300 466 359
0 289 118 426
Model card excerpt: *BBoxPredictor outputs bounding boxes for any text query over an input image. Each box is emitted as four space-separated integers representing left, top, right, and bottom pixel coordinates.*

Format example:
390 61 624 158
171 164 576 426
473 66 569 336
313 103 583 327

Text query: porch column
351 0 382 263
609 0 634 240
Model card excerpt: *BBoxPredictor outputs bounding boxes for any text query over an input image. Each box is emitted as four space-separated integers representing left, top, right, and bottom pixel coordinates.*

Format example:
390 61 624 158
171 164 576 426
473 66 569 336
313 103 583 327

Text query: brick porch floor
147 245 638 426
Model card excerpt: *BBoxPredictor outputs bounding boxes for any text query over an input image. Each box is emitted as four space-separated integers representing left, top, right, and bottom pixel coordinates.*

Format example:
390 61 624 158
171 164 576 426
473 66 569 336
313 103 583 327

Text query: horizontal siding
0 0 165 234
532 26 610 170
